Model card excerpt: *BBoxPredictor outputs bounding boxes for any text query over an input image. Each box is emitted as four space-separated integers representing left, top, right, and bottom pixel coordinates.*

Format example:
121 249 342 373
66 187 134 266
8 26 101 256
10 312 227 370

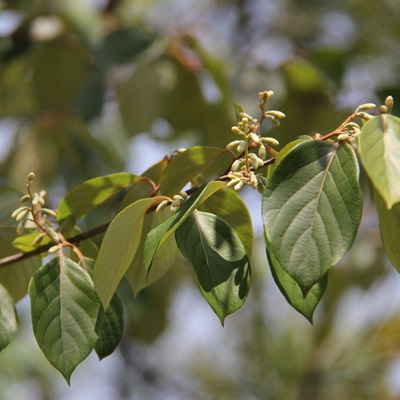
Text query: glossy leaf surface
359 114 400 208
29 256 100 384
175 211 250 324
263 140 362 293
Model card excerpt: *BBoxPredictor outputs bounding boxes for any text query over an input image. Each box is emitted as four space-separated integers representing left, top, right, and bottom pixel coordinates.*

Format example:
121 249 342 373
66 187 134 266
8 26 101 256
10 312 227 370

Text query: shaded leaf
263 140 362 293
144 181 226 272
160 146 233 197
359 114 400 208
175 211 250 324
125 209 179 296
58 172 142 223
93 197 163 309
29 256 101 384
199 188 253 257
374 189 400 272
266 237 327 323
0 283 18 351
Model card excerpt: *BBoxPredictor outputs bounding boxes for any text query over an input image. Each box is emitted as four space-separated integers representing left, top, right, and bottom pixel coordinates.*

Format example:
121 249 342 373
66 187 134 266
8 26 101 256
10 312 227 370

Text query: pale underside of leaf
359 114 400 209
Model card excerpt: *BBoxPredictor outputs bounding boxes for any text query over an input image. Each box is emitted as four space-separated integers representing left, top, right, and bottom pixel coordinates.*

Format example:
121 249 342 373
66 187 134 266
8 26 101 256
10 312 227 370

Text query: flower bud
234 181 244 191
28 172 36 182
11 206 28 219
237 141 246 153
41 208 57 218
48 245 60 254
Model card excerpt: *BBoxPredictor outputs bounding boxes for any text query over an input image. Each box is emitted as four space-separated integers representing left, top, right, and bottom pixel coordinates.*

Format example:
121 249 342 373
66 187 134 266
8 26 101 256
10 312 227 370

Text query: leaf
144 181 226 272
93 197 163 309
160 146 233 197
125 210 179 296
0 283 18 351
374 189 400 272
82 259 124 360
359 114 400 208
95 292 124 360
233 102 245 122
175 211 250 324
57 172 142 224
263 140 362 294
29 256 101 384
199 188 253 257
265 237 327 323
12 232 51 252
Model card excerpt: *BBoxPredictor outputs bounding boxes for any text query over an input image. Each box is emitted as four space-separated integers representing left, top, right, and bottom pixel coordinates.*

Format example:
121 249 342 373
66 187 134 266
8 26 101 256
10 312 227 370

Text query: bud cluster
155 192 188 214
11 172 59 251
225 90 284 192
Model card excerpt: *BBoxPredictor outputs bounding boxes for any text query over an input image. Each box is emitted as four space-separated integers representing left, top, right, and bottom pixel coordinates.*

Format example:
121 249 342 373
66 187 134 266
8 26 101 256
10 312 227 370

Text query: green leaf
199 188 253 257
95 292 124 360
175 211 250 324
29 256 101 384
125 210 179 296
267 137 312 179
144 181 226 272
0 283 18 351
82 259 124 360
233 102 245 122
93 197 163 309
57 172 142 224
359 114 400 209
263 140 362 294
374 189 400 271
160 146 233 197
265 237 327 323
12 232 51 252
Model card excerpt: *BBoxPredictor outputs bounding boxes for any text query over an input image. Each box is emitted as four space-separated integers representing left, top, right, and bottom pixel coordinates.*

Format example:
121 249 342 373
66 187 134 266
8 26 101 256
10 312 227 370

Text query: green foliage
358 114 400 208
1 76 400 383
262 140 363 294
175 211 251 324
29 256 101 384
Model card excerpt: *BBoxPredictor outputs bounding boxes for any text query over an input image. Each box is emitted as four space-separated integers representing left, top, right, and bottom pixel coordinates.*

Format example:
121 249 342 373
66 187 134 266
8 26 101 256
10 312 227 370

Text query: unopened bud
237 141 246 153
41 208 57 218
32 233 46 247
258 145 267 160
385 96 394 112
231 159 242 172
337 133 350 141
46 227 61 243
357 103 376 111
250 173 258 189
234 181 244 191
20 194 31 203
266 110 286 119
11 206 28 219
15 209 29 222
48 245 60 254
380 105 388 114
28 172 36 182
156 200 169 213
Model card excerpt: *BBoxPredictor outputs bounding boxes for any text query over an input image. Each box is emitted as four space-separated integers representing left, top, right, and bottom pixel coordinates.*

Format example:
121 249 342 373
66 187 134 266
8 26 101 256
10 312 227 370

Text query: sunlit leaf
200 188 253 257
93 197 163 309
29 256 101 384
58 172 142 223
374 189 400 272
160 146 233 197
266 237 327 323
144 181 226 272
359 114 400 208
175 211 250 324
0 283 18 351
263 140 362 293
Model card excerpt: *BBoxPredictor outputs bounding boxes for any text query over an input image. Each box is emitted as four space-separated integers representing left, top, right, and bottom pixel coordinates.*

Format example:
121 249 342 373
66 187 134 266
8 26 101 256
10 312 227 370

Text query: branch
0 157 276 269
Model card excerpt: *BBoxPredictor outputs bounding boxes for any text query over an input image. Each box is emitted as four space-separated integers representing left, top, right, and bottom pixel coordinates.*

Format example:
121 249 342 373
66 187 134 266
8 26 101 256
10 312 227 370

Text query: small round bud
380 105 388 114
258 145 267 160
28 172 36 182
237 141 246 153
231 159 242 172
234 181 244 191
385 95 394 112
337 133 350 141
48 245 60 254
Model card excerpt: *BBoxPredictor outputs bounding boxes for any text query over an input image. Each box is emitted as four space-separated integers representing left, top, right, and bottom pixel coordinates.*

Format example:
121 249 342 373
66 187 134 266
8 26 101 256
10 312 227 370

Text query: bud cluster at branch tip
226 90 285 192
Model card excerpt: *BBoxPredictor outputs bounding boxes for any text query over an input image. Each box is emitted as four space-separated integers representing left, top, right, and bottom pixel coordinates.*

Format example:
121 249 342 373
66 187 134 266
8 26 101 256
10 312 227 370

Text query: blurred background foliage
1 0 400 399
